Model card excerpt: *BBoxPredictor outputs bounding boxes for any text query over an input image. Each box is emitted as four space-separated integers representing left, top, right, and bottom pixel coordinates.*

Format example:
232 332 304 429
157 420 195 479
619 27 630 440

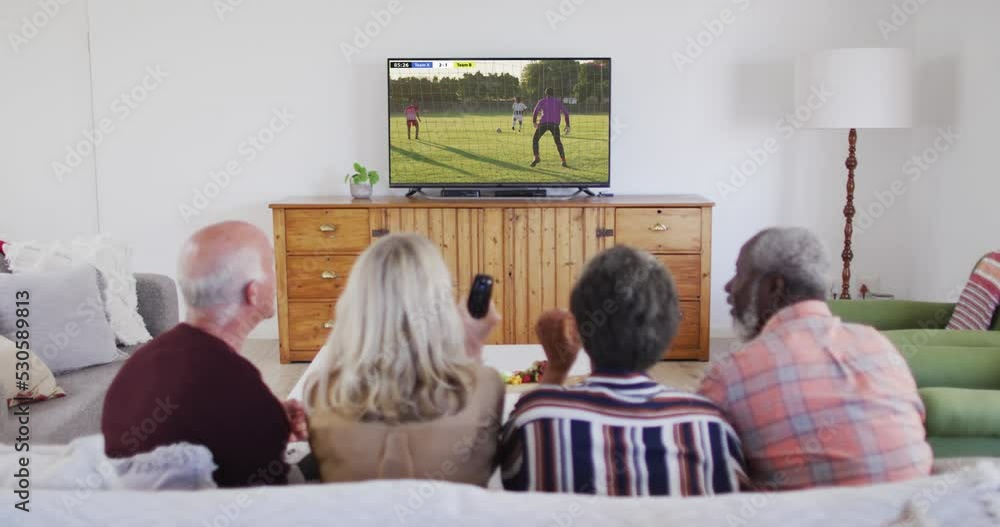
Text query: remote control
467 274 494 319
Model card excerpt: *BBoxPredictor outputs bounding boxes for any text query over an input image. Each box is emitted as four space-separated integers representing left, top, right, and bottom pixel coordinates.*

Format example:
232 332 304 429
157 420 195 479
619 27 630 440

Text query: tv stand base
440 189 481 198
493 189 547 198
405 188 426 198
573 187 597 197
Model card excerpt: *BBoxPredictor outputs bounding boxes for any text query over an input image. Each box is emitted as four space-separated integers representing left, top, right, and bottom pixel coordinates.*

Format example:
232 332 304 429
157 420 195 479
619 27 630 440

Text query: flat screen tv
388 58 611 188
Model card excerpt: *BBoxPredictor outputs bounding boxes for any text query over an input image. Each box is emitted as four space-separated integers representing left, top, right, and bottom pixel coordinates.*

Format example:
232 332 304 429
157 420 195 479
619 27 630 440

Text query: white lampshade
795 48 913 129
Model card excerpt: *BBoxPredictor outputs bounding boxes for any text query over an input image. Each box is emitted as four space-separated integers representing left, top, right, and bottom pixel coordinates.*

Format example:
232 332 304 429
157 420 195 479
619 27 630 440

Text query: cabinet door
374 208 506 344
505 207 610 344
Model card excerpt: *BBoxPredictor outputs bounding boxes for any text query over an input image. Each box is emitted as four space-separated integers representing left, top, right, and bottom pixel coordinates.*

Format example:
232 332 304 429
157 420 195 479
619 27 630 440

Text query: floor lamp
795 48 913 299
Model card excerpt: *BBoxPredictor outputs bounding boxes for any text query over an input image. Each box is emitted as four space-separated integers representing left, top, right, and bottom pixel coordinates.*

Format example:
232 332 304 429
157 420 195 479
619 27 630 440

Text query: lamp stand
840 128 857 300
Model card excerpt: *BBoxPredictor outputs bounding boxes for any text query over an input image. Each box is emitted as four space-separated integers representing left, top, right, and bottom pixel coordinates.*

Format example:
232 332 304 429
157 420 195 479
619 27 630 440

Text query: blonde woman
304 233 504 486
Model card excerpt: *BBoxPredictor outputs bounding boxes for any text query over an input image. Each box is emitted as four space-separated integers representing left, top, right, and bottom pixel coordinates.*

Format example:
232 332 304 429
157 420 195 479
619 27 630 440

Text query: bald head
178 221 275 323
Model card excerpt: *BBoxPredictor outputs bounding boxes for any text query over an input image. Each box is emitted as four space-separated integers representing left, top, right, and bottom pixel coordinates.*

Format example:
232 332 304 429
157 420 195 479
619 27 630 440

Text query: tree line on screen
390 59 610 114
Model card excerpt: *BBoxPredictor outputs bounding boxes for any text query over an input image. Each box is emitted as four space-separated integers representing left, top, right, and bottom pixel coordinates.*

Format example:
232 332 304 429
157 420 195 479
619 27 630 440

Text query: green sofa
829 299 1000 458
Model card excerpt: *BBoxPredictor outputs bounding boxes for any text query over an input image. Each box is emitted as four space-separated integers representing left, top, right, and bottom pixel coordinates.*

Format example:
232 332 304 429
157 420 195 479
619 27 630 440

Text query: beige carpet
244 339 737 399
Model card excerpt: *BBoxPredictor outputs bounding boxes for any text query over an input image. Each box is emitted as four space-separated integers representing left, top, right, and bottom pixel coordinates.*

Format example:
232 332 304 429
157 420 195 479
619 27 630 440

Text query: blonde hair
304 233 476 423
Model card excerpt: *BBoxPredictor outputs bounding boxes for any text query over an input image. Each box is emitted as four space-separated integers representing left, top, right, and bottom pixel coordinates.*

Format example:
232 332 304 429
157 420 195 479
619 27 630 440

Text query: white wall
5 0 986 341
904 0 1000 302
0 0 98 238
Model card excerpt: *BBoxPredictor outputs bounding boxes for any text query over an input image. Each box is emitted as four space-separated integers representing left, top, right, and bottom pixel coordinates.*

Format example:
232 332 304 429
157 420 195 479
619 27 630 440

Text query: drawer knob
649 222 669 232
323 320 334 329
319 224 337 233
320 271 339 280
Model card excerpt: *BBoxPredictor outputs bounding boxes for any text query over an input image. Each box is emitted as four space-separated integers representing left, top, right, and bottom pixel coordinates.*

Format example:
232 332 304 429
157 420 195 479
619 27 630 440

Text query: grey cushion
134 273 179 338
0 265 123 373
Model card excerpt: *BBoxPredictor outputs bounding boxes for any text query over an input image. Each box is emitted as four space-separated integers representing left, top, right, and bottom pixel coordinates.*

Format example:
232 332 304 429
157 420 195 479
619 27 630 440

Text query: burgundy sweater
102 324 290 487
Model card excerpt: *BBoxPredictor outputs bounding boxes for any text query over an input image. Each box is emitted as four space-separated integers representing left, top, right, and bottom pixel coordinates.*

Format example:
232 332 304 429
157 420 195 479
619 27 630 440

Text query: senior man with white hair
698 227 932 491
102 221 305 487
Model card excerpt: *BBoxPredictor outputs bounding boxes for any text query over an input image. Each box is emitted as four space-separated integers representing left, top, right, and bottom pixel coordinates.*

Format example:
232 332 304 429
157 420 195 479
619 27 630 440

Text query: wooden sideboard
269 195 714 363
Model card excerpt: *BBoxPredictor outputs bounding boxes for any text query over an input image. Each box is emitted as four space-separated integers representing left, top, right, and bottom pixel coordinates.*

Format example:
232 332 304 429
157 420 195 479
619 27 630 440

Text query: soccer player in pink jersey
404 99 421 140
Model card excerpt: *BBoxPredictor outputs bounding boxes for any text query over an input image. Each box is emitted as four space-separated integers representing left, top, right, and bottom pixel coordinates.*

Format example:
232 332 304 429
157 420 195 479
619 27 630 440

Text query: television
387 58 611 189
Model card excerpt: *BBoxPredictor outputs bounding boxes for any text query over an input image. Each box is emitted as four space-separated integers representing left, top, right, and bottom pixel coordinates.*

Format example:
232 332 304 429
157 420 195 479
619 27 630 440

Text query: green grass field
389 113 610 185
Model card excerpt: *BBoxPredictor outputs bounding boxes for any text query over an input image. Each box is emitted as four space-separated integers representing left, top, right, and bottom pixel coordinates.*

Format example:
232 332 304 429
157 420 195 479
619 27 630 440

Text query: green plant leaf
344 173 351 184
353 162 363 173
369 171 380 185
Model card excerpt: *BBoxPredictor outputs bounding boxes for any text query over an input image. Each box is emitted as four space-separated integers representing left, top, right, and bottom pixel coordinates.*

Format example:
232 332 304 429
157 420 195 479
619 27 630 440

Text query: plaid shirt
500 371 747 496
698 301 933 490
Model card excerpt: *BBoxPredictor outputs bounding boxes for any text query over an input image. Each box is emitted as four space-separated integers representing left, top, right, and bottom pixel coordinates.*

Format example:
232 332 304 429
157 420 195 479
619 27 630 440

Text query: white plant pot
350 183 372 199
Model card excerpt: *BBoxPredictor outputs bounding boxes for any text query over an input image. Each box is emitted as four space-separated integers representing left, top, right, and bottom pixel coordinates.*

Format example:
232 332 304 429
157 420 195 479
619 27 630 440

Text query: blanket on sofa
947 251 1000 330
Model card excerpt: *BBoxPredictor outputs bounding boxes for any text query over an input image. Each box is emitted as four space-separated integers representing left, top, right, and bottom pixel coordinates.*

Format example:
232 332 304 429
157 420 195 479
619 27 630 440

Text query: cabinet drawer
655 254 702 299
285 209 370 252
287 255 355 300
615 208 701 253
669 300 701 352
288 302 336 350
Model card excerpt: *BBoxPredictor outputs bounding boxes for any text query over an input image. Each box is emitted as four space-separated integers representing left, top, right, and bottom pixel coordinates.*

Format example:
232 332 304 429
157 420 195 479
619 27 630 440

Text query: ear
244 280 260 307
758 273 787 316
767 274 786 300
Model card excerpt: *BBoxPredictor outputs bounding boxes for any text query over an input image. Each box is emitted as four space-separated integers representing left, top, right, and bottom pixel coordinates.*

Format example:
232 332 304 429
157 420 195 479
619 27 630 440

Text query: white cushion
3 236 152 346
0 335 67 407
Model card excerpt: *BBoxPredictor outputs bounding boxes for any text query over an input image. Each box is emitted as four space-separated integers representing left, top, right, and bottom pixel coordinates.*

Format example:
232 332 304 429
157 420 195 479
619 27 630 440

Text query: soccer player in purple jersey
530 88 570 168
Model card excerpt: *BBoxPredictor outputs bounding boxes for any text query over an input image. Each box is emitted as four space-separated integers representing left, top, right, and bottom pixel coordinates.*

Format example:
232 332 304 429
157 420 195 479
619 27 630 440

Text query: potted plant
344 162 380 199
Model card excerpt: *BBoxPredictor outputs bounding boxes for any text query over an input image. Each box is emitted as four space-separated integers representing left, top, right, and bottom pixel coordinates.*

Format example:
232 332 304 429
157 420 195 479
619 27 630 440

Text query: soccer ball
496 127 502 133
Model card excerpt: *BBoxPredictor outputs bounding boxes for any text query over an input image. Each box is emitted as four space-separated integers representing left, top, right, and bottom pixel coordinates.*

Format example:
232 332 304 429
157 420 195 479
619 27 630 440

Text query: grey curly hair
746 227 831 301
570 245 681 369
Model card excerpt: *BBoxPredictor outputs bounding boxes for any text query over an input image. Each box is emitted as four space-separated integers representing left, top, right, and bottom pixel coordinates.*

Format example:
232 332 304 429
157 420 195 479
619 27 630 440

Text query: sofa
1 454 998 526
830 299 1000 458
0 269 178 444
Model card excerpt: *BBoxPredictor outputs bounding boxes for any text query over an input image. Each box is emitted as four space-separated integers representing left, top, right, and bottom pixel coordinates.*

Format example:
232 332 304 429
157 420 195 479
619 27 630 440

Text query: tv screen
388 58 611 188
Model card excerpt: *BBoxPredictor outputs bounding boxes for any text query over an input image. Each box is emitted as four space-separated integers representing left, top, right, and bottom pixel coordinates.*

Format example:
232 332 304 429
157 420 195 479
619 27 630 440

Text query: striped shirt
698 301 933 490
500 371 747 496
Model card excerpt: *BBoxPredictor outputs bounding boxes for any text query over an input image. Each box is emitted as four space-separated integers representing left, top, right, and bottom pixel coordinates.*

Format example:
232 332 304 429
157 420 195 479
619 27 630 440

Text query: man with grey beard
698 227 931 490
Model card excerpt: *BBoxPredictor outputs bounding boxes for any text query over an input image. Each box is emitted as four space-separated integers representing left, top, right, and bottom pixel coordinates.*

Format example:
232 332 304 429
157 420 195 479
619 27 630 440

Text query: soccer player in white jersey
511 97 528 132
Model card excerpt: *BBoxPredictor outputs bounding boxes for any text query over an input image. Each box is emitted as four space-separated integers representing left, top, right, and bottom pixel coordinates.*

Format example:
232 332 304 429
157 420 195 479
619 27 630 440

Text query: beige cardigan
307 365 505 487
